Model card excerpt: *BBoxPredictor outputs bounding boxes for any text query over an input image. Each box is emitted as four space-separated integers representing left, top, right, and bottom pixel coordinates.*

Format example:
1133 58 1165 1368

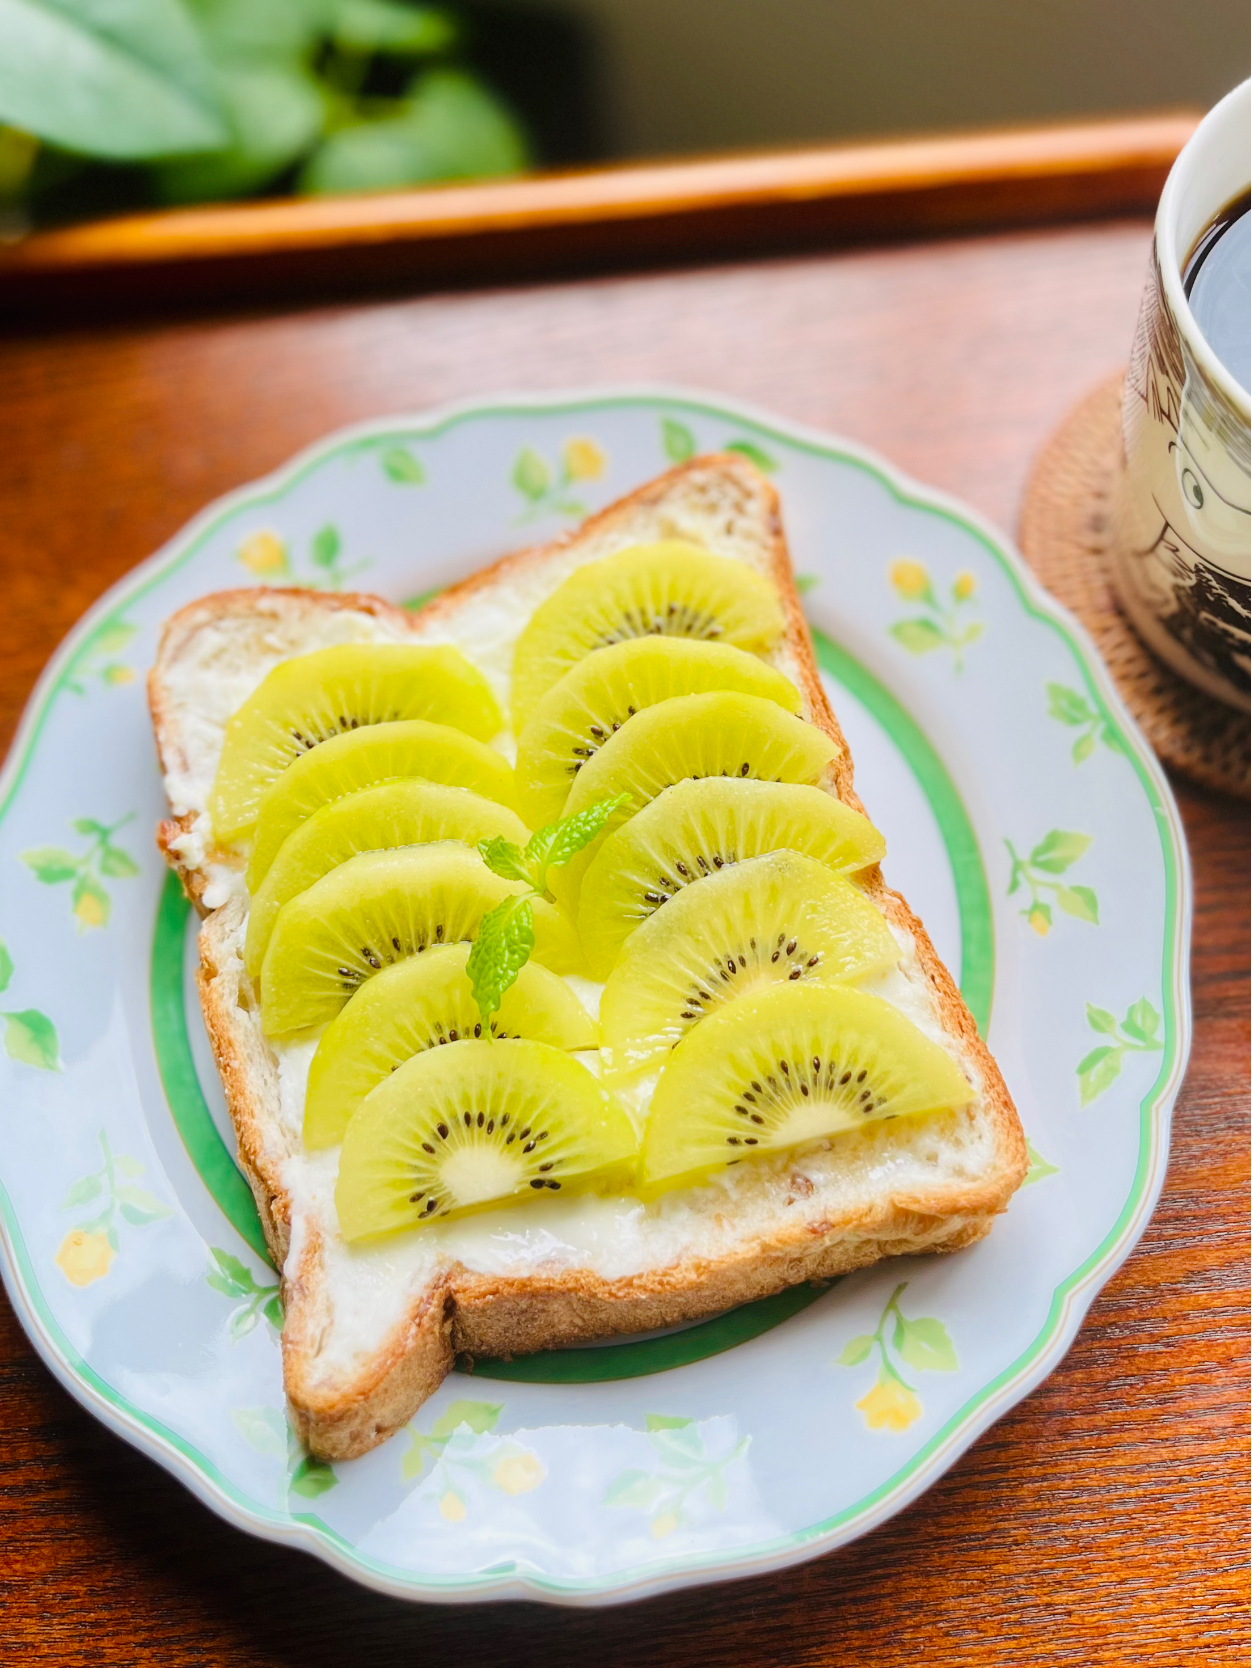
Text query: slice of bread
149 455 1026 1461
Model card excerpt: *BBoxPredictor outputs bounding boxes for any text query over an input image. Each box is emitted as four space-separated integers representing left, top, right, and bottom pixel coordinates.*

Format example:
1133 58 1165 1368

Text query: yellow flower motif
237 531 289 577
55 1229 114 1287
856 1373 922 1432
651 1511 680 1540
73 889 106 931
104 665 136 686
492 1451 545 1495
889 558 930 600
438 1489 467 1523
953 570 977 601
1028 906 1051 938
563 436 606 481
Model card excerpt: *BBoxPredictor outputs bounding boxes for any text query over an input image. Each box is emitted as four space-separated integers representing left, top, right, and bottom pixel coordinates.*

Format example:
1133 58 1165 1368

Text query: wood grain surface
0 220 1246 1666
0 114 1196 316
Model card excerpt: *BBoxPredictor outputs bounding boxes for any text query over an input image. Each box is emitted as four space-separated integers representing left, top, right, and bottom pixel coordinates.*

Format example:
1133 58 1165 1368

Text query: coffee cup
1113 79 1250 712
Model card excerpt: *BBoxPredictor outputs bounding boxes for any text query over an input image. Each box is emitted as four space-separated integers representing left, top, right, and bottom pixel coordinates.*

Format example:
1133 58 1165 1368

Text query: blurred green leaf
100 843 140 878
186 0 320 62
0 940 12 996
2 1008 61 1070
661 418 695 463
299 68 526 195
154 57 325 202
329 0 454 54
21 846 78 884
0 0 228 159
1123 998 1160 1043
381 446 424 483
310 523 342 567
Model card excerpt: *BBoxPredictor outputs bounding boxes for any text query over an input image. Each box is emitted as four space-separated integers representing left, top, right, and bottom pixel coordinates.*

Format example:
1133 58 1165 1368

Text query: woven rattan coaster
1018 373 1249 797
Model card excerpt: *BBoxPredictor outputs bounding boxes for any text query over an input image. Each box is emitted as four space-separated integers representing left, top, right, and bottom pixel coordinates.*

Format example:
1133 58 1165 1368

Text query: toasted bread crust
152 455 1026 1461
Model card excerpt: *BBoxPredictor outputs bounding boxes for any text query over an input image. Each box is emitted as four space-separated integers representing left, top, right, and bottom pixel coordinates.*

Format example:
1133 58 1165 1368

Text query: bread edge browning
153 456 1027 1461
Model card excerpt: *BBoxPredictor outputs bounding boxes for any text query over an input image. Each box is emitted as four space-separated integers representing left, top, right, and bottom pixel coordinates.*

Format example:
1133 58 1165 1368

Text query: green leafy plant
206 1246 283 1338
1004 828 1098 936
1045 682 1121 764
0 934 61 1070
467 794 629 1029
660 417 777 473
836 1281 957 1432
1077 998 1163 1107
0 0 529 227
603 1414 748 1539
21 815 139 931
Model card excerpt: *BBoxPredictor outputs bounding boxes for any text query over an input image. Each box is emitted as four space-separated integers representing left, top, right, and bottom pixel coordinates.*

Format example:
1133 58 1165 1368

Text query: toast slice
149 454 1026 1461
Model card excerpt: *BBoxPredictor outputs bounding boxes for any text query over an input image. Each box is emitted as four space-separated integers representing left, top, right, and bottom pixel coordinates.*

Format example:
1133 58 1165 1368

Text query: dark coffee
1182 188 1250 394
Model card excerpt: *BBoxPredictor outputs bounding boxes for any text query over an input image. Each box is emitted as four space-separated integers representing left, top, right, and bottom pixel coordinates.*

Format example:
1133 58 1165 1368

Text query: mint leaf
466 896 534 1031
477 836 534 887
526 793 630 892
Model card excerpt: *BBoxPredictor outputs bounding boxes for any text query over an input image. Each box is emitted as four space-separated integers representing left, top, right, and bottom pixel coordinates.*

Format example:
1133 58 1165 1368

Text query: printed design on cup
1116 250 1250 704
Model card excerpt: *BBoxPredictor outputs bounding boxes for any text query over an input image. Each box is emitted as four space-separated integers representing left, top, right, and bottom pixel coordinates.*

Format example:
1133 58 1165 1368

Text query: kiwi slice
247 719 518 890
304 943 597 1150
547 690 839 911
578 778 886 978
515 638 802 827
599 851 897 1078
335 1039 638 1239
211 644 502 844
259 844 580 1037
510 542 786 731
244 781 531 977
639 983 973 1196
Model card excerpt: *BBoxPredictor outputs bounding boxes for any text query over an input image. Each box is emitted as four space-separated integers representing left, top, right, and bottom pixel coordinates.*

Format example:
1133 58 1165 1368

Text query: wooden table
1 216 1246 1666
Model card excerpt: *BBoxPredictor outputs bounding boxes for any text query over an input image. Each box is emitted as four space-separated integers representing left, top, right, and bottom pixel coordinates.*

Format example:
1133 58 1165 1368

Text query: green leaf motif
61 1173 103 1210
1055 884 1099 924
889 618 947 656
795 574 819 594
382 447 425 484
209 1248 255 1294
0 940 12 996
724 439 777 472
1046 683 1092 726
21 847 79 884
836 1333 874 1367
91 621 138 660
1028 830 1091 873
1023 1139 1060 1185
1072 731 1096 764
661 418 696 463
603 1469 663 1510
3 1009 61 1071
895 1315 958 1374
513 446 550 501
0 0 229 160
311 524 342 569
229 1306 261 1340
290 1455 338 1498
72 817 107 837
1078 1046 1121 1107
116 1185 172 1225
263 1294 285 1330
431 1399 502 1441
1123 998 1160 1042
644 1413 694 1432
231 1407 288 1463
649 1426 706 1467
100 845 140 879
1086 1005 1119 1036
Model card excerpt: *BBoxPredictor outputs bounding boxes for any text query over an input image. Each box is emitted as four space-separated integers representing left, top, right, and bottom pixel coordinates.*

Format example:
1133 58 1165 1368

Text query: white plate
0 389 1190 1606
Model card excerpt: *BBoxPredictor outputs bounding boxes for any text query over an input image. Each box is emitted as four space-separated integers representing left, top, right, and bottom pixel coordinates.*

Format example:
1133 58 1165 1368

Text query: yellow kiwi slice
578 778 886 978
259 844 580 1037
547 691 839 911
510 543 786 731
244 781 530 977
247 719 518 890
211 644 501 843
304 944 596 1150
599 851 897 1078
515 637 801 827
335 1040 638 1239
639 983 973 1196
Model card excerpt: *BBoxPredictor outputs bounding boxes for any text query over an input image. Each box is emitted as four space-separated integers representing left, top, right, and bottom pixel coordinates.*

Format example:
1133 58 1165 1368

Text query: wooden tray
0 113 1197 314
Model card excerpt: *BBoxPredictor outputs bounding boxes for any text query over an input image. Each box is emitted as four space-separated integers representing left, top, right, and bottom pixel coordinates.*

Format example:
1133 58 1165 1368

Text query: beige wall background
501 0 1249 156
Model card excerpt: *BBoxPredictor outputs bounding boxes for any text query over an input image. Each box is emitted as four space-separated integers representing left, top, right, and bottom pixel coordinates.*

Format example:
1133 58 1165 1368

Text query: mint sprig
466 794 629 1032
